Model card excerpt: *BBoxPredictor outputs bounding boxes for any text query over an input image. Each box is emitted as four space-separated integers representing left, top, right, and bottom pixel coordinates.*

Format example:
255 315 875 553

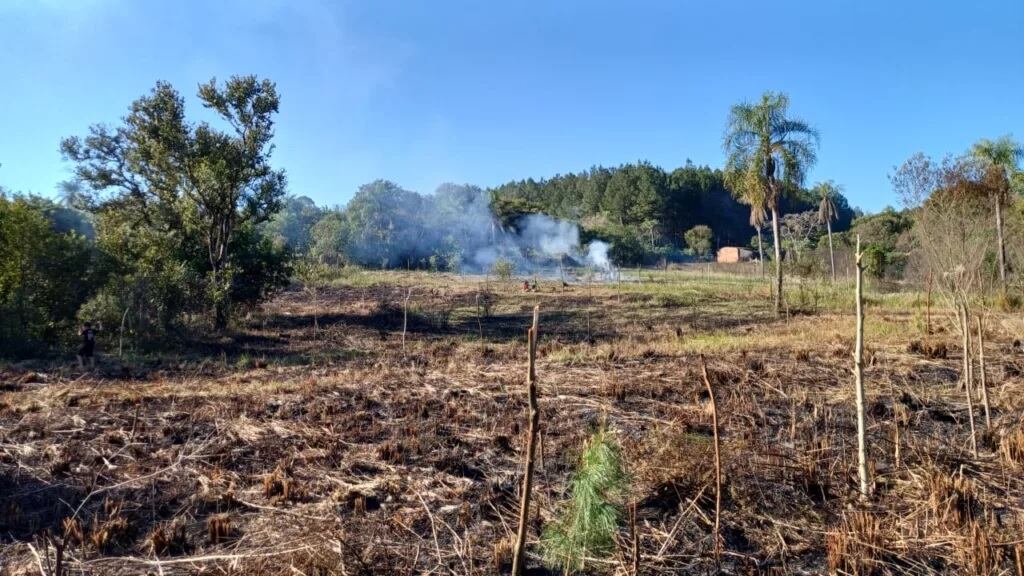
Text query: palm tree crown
971 135 1022 196
723 92 819 208
970 135 1022 285
814 181 841 225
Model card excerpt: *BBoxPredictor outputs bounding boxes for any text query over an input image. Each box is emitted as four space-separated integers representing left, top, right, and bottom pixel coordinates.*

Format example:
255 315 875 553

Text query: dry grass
2 270 1024 574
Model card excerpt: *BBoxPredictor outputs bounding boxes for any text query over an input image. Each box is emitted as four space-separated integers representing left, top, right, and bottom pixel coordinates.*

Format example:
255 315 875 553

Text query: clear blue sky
2 0 1022 212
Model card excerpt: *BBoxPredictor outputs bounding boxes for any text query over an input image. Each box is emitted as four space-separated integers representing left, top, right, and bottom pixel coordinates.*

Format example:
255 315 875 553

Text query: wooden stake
700 354 722 563
977 315 991 430
629 501 640 576
402 288 412 351
512 306 540 576
475 291 484 341
854 235 870 499
926 272 933 335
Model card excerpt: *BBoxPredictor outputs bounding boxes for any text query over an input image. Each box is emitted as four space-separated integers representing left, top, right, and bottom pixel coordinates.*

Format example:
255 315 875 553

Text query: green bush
491 259 516 281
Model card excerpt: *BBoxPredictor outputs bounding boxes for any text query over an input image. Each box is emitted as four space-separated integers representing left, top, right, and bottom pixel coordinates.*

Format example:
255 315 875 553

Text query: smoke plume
341 181 612 276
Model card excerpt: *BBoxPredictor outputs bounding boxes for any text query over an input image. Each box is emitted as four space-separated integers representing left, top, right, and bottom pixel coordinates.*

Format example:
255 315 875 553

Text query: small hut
716 246 754 263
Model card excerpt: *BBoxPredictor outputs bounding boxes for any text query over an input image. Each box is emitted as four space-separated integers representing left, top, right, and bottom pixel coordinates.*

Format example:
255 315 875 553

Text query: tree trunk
996 197 1007 285
212 264 230 332
854 236 869 498
770 206 783 317
214 301 229 331
826 219 835 282
756 226 765 278
119 306 131 358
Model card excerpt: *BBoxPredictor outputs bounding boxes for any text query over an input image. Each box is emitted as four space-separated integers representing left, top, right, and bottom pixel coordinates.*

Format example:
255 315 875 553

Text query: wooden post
617 267 622 304
977 315 991 430
402 288 412 351
512 306 540 576
629 502 640 576
700 355 722 562
313 281 320 340
476 291 484 340
854 235 869 499
926 272 933 335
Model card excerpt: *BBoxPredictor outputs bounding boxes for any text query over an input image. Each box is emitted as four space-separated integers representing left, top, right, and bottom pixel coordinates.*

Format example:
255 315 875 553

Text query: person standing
77 322 99 369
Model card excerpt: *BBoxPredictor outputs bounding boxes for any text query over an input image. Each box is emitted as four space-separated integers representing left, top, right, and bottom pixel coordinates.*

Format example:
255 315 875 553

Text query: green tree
814 181 841 281
970 135 1022 285
683 224 714 259
62 76 287 330
264 195 322 254
0 193 99 353
724 92 819 315
309 210 350 266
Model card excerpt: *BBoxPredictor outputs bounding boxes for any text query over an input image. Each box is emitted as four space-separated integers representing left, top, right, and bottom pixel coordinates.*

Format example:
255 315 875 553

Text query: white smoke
584 240 611 270
518 214 580 258
468 212 612 277
340 181 614 277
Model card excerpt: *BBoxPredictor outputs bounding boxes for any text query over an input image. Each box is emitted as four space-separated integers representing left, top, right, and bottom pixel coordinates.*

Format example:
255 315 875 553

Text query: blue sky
1 0 1021 212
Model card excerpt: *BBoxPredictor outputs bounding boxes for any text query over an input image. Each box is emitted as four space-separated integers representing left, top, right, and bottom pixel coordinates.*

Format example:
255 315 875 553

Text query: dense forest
259 161 857 272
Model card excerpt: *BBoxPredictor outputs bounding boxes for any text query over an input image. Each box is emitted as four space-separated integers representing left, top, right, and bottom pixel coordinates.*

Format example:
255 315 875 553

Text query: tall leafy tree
0 194 98 353
62 76 287 330
264 195 322 253
724 92 819 315
814 181 841 281
970 135 1022 285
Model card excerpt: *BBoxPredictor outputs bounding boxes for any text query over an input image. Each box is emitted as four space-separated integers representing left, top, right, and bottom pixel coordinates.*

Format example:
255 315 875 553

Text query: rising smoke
342 181 612 275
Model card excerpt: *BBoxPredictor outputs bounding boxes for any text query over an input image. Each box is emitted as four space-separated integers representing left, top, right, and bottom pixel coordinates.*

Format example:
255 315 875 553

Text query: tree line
2 78 1017 354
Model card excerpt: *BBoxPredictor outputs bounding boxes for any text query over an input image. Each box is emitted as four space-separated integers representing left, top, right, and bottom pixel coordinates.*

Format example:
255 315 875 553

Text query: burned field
3 271 1024 575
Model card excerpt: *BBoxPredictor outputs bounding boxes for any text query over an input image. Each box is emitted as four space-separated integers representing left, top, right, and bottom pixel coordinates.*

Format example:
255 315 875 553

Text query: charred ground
2 269 1024 575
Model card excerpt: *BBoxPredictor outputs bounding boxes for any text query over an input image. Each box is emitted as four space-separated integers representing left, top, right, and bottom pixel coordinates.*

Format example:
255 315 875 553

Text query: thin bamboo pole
700 354 722 562
511 306 540 576
977 315 991 430
475 291 483 340
959 303 978 457
402 288 411 350
854 235 869 499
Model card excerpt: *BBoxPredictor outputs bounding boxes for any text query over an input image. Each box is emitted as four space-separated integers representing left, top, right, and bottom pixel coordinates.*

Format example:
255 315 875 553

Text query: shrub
491 259 515 282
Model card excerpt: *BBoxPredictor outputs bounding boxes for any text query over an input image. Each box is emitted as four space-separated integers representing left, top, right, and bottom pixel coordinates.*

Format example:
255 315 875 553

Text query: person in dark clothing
78 322 99 368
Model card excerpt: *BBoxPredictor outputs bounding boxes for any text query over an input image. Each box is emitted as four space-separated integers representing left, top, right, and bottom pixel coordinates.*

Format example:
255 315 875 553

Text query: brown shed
716 246 754 263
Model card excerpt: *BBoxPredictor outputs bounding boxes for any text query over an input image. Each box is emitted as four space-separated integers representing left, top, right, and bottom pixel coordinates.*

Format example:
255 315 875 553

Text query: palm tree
970 136 1022 285
724 92 819 315
814 181 841 282
733 181 768 277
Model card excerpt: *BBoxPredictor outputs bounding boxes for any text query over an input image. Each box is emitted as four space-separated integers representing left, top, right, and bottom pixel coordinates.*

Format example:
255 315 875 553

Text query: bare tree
779 210 821 263
892 154 992 457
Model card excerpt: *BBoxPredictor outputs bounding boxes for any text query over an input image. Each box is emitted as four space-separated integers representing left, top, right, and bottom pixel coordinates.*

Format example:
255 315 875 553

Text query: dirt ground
3 270 1024 575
